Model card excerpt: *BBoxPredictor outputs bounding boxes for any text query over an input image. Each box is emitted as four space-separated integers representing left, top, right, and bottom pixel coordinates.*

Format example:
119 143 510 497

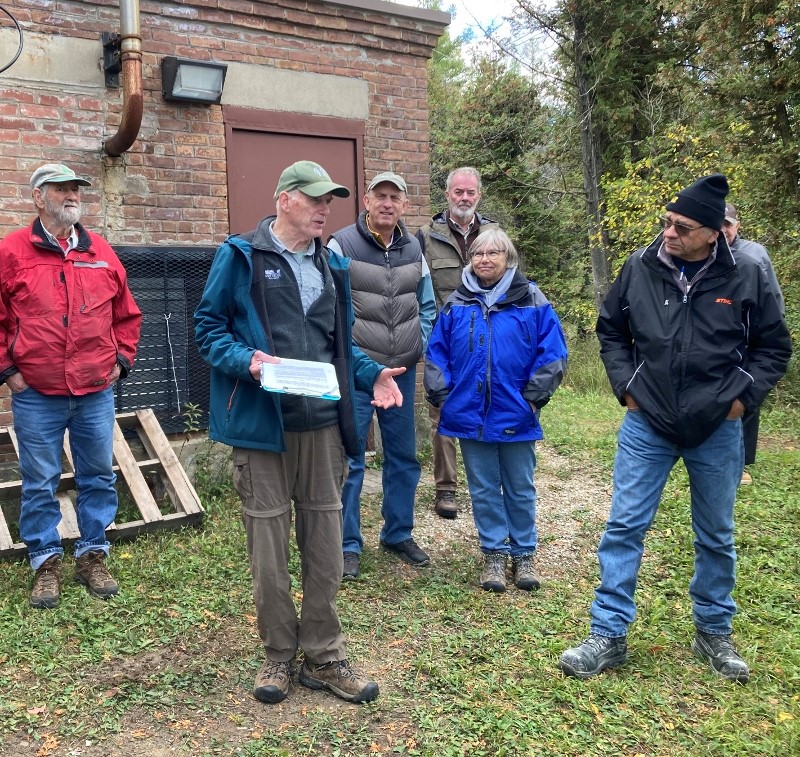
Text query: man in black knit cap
559 174 791 684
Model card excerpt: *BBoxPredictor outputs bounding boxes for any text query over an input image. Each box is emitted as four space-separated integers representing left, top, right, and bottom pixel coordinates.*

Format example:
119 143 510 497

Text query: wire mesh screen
113 246 217 434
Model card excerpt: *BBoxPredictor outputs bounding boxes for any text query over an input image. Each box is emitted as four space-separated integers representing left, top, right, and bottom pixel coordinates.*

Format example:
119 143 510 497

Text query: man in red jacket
0 163 141 609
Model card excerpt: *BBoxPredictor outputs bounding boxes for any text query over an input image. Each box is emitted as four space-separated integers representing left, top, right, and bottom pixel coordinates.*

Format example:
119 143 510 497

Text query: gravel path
362 442 612 582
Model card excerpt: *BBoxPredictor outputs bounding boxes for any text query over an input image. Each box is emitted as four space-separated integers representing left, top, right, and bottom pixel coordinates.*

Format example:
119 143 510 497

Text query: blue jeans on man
590 410 743 639
341 367 420 553
12 386 118 570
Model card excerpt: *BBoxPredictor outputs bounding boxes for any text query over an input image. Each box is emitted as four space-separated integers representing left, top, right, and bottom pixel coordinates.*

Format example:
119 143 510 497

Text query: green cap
30 163 91 190
274 161 350 199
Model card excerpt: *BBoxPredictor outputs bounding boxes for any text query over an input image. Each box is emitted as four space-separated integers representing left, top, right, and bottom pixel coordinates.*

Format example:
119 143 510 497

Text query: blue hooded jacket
424 266 568 443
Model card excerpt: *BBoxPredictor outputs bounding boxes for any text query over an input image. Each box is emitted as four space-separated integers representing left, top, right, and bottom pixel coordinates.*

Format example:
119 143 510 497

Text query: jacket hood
456 267 532 309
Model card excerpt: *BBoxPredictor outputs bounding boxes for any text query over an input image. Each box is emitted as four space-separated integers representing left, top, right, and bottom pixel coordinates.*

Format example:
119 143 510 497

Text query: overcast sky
393 0 519 42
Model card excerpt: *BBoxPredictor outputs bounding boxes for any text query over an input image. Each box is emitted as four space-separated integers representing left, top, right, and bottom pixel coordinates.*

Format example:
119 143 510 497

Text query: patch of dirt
9 444 610 757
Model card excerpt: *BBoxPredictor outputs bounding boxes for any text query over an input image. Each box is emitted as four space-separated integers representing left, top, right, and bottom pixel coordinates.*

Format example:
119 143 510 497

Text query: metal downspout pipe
103 0 143 156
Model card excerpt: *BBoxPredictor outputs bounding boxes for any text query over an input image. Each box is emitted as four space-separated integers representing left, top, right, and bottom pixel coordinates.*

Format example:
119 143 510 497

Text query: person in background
195 160 405 706
722 202 786 485
424 228 568 593
328 171 436 580
0 163 142 609
416 167 498 519
559 175 791 684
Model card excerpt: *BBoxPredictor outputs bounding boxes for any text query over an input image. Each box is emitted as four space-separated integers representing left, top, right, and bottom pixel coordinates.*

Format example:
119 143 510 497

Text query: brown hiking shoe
299 659 379 703
434 490 458 519
30 555 63 609
253 659 292 703
74 550 119 599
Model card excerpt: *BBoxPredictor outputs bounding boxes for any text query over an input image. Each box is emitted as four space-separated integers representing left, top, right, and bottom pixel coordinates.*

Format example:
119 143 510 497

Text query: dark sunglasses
658 215 705 236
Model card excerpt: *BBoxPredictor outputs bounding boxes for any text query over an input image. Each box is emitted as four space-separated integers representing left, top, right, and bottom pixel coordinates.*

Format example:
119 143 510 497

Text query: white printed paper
260 358 340 401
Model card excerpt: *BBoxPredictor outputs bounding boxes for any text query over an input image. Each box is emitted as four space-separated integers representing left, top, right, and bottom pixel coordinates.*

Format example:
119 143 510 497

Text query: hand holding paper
250 350 280 381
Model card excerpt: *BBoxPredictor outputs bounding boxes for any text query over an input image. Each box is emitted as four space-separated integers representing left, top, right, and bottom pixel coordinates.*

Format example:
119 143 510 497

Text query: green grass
0 393 798 755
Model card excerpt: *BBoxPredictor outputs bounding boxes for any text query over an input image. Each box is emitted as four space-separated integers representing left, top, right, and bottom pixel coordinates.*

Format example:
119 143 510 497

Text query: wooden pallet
0 408 204 559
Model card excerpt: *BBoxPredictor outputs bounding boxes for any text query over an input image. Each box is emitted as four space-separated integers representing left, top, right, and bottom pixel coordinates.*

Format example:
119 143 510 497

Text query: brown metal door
224 107 365 237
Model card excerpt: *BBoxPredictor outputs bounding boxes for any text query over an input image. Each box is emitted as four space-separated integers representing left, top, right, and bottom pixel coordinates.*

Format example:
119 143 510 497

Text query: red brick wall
0 0 445 423
0 0 444 243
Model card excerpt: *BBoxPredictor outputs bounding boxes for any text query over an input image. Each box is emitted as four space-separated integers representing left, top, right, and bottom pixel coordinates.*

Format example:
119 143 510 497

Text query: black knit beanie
665 174 729 231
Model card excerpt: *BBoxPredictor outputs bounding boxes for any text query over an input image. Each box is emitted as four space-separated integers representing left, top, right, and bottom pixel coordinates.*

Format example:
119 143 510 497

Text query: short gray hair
468 228 518 268
446 166 482 191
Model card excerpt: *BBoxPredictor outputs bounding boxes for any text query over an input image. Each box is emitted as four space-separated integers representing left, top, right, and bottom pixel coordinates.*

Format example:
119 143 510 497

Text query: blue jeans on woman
12 386 118 570
459 439 537 556
590 410 744 639
341 366 421 553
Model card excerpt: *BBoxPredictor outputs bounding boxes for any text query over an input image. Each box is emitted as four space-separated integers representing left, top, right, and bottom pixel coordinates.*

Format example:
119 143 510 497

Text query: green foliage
181 402 203 434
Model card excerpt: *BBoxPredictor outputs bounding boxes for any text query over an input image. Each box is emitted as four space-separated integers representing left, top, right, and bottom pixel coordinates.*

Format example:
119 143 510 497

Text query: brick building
0 0 449 428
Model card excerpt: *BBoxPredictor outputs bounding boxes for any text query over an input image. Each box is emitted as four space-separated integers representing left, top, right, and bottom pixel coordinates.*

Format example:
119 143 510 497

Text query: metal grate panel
113 246 217 434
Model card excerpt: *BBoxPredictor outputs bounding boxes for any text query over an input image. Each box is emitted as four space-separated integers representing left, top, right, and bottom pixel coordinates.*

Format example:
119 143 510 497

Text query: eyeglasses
658 215 703 236
471 249 505 260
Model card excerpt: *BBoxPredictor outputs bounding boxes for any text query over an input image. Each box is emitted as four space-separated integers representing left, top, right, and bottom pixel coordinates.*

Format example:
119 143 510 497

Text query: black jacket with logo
597 232 791 448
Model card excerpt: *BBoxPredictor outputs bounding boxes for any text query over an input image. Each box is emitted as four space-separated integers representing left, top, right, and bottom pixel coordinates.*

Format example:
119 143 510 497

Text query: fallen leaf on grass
27 706 47 715
35 734 58 757
777 712 794 722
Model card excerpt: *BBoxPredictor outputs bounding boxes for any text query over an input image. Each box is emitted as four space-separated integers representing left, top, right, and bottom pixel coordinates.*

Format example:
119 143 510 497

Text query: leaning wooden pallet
0 409 204 559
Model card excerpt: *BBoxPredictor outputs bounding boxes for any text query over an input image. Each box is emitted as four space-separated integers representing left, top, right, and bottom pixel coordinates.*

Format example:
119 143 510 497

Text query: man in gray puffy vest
329 171 436 580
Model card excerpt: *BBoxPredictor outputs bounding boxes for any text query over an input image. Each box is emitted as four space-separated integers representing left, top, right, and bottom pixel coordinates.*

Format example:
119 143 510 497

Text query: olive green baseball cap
274 160 350 199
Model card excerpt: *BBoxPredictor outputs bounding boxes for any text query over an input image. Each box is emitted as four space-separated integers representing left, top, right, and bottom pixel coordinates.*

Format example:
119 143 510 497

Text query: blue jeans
12 387 118 570
341 366 421 552
459 439 537 556
590 411 743 638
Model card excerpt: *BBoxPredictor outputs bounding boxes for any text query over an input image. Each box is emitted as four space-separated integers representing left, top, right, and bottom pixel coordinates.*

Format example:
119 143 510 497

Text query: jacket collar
30 217 92 254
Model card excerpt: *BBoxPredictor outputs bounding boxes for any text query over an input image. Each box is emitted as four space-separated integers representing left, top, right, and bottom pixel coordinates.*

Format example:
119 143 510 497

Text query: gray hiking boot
512 554 541 591
253 659 292 703
692 631 750 684
560 634 628 679
299 659 379 703
30 555 63 609
480 553 507 593
74 550 119 599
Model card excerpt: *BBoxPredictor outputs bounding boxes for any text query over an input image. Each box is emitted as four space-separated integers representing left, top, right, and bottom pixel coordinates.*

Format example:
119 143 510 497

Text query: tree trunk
572 6 611 311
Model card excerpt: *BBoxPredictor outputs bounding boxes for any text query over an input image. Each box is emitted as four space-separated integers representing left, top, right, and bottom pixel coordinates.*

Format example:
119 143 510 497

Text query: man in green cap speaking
195 160 405 706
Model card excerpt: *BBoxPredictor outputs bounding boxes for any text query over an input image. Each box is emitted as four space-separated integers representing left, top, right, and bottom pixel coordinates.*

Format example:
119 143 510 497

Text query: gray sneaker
512 554 540 591
692 631 750 684
560 634 628 679
299 659 379 703
480 553 507 593
253 659 292 703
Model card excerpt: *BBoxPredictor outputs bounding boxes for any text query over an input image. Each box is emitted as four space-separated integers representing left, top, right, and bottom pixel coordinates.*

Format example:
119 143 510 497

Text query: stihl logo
715 297 733 305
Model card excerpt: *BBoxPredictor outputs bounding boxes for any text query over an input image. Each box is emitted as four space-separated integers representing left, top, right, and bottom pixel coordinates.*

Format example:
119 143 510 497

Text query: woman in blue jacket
424 229 568 592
